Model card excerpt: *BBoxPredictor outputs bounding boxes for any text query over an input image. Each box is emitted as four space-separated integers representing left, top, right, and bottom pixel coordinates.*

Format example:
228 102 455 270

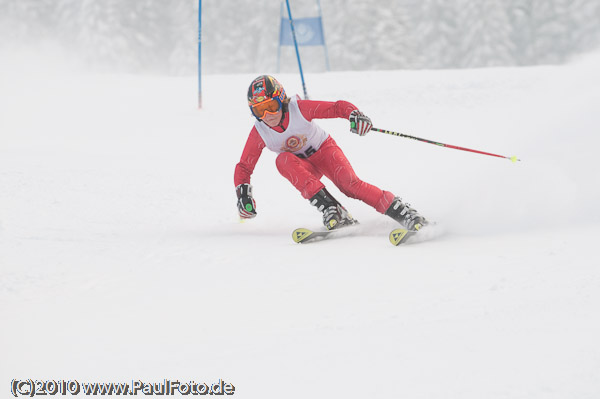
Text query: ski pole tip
509 155 520 163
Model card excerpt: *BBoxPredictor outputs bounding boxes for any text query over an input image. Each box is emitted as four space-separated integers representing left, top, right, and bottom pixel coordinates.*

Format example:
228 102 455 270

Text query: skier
235 75 427 231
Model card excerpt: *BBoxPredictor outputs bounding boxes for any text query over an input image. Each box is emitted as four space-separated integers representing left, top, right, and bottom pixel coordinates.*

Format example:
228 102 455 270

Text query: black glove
349 110 372 136
236 183 257 219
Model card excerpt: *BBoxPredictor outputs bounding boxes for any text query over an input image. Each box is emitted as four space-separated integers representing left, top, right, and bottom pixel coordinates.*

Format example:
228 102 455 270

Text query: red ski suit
234 99 395 214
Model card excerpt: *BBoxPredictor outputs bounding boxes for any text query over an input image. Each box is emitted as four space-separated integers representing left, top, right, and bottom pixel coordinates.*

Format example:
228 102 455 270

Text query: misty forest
2 0 599 74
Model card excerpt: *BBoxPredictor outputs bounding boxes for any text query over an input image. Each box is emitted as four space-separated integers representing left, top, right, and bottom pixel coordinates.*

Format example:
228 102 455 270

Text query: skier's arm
234 127 266 219
234 127 266 186
297 99 357 121
298 99 372 136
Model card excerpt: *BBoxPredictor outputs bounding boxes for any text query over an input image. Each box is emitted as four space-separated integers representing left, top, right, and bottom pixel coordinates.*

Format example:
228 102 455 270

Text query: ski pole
372 127 520 162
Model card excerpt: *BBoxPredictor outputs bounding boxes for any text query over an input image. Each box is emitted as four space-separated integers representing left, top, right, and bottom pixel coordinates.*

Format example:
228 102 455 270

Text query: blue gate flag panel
279 17 325 46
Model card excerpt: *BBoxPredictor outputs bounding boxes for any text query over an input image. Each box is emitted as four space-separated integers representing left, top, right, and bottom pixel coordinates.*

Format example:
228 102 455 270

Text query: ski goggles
250 98 282 119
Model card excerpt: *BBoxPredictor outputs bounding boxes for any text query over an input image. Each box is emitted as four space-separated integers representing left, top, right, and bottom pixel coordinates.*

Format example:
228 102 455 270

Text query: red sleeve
234 127 266 187
297 99 358 121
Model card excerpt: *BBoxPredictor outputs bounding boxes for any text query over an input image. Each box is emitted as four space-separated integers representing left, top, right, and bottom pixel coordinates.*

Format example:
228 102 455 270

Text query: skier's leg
275 151 324 199
309 137 427 229
276 151 356 230
310 137 395 213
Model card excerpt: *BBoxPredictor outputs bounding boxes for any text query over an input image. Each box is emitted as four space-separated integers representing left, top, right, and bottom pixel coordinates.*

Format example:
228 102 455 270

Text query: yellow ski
389 228 418 246
292 224 359 244
292 228 315 243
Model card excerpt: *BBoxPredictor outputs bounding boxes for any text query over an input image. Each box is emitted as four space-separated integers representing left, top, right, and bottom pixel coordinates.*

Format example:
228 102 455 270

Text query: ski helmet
247 75 287 120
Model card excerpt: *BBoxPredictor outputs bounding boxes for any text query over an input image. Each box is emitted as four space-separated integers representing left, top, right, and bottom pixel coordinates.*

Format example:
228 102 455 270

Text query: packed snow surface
1 54 599 398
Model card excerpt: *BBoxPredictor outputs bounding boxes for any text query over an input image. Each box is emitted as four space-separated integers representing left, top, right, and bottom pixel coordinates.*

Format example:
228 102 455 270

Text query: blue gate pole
284 0 308 99
198 0 202 109
277 2 283 73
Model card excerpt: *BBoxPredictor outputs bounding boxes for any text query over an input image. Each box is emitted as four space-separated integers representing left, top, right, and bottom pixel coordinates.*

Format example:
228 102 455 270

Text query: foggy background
3 1 600 398
1 0 600 75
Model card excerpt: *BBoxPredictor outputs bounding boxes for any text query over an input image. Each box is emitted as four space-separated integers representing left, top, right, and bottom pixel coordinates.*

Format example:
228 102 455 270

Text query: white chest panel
254 97 329 158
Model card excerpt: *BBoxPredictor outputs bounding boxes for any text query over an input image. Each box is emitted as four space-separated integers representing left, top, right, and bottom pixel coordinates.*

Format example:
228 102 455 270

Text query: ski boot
309 188 357 230
385 197 427 231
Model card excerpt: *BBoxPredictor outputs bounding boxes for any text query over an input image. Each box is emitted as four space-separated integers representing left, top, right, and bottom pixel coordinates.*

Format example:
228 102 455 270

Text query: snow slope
1 54 599 398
